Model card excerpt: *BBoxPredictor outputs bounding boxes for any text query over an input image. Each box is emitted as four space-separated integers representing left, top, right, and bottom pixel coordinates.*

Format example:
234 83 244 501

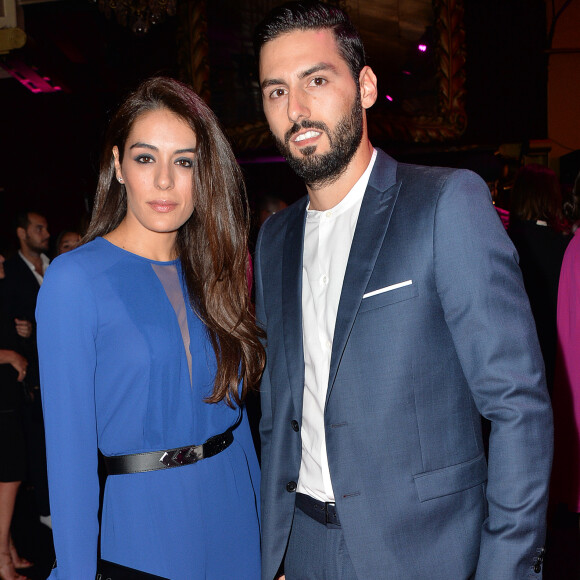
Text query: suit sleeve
432 170 552 579
36 258 100 579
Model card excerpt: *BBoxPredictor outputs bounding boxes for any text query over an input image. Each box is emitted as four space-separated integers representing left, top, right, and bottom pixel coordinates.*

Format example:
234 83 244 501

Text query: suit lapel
282 199 308 417
327 152 401 404
18 255 41 288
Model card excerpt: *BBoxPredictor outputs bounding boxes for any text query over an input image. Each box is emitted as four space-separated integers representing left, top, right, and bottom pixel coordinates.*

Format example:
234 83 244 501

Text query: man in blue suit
253 3 552 579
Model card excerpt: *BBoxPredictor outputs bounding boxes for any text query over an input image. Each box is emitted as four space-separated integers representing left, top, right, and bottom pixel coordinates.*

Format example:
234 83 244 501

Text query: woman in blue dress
36 77 265 579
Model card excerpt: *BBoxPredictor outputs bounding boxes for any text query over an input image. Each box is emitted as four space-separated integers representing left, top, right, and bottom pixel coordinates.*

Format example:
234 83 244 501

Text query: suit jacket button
286 481 297 492
291 420 299 432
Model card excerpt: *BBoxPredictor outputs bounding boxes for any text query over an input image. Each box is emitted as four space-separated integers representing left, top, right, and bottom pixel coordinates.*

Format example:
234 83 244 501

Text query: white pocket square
363 279 413 299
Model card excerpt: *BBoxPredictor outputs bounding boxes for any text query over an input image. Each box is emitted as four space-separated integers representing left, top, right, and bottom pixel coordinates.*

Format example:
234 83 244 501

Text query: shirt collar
19 250 50 276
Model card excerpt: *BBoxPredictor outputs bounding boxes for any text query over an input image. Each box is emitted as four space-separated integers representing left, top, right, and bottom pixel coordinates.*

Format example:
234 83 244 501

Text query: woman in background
54 230 81 256
37 77 264 579
0 255 32 580
508 163 570 391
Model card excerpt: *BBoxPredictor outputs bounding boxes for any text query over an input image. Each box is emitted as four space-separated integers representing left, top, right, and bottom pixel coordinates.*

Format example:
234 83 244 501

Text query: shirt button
286 481 297 492
322 275 328 284
325 210 333 218
291 420 299 432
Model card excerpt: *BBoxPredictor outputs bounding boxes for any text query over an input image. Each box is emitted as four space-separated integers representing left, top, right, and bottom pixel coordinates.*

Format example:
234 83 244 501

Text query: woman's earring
118 176 124 183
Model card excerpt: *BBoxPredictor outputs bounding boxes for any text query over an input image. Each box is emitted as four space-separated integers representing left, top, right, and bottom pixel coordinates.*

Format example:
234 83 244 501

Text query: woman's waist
98 412 243 458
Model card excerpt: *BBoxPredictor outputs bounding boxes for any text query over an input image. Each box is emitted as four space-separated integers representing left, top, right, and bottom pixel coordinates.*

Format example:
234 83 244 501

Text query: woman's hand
0 349 29 382
10 351 28 382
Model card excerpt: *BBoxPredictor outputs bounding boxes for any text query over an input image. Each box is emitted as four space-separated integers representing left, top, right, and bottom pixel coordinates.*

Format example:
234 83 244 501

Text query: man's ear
16 227 26 242
359 66 378 110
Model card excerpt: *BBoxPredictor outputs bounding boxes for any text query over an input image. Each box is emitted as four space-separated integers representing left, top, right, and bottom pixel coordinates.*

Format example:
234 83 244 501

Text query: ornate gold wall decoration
368 0 467 142
179 0 467 151
177 0 210 104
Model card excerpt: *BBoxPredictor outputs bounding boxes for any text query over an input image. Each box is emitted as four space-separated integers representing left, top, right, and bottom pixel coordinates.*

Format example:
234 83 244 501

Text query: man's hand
14 318 33 339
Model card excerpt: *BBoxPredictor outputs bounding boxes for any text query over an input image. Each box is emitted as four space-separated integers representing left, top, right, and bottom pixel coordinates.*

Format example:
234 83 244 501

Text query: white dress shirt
19 250 50 286
298 149 377 502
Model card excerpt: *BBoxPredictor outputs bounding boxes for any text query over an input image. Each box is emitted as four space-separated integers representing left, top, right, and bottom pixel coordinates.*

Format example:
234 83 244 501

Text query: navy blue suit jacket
254 150 553 580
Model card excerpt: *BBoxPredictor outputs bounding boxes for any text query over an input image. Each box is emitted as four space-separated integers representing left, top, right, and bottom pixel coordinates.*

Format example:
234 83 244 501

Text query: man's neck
306 139 374 211
20 247 44 273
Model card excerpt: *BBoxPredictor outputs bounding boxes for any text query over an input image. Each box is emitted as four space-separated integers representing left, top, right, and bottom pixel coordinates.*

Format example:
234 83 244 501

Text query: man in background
3 210 51 528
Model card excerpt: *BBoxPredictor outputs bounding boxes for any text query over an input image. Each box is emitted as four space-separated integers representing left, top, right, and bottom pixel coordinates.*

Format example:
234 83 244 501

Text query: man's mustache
285 120 330 145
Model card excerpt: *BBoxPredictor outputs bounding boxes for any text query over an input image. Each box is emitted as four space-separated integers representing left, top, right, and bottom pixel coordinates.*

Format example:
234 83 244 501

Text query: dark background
0 0 548 254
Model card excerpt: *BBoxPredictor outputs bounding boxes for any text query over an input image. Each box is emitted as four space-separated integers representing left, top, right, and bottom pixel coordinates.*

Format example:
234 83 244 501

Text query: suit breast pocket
358 280 418 313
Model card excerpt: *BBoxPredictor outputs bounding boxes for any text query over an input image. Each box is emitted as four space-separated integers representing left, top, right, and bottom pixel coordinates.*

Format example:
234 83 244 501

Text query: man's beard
272 92 364 188
26 236 49 254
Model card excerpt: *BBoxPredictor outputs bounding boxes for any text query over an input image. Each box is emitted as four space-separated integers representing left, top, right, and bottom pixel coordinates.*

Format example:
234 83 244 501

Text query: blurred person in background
54 230 81 256
257 194 288 227
3 212 51 530
0 254 33 580
508 163 571 392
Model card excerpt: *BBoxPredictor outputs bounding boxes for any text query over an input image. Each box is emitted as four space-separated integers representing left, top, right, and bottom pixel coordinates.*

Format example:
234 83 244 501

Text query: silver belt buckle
325 501 337 525
160 444 203 467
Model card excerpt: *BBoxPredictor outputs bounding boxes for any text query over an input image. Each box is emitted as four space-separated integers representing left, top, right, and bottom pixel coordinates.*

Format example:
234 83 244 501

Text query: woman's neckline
97 236 179 265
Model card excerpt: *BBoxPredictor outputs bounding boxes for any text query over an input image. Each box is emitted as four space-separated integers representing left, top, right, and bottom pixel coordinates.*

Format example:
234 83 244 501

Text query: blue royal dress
36 237 261 579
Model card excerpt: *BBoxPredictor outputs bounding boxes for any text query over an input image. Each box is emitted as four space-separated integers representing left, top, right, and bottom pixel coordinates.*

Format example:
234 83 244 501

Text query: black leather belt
296 492 341 528
103 428 234 475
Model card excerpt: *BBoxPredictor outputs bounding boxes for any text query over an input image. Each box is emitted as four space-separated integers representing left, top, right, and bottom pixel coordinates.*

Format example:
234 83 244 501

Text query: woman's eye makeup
130 154 193 167
135 154 154 163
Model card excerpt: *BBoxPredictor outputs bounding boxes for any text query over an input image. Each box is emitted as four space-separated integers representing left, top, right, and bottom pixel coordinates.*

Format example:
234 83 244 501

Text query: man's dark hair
15 210 39 231
253 1 366 82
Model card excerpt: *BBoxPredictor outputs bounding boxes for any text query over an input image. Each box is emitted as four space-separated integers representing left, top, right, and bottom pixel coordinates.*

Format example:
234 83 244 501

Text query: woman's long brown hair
84 77 265 406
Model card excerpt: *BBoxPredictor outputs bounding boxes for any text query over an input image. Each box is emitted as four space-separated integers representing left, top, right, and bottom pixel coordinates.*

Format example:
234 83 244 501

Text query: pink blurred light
0 58 64 93
418 44 427 52
385 95 393 102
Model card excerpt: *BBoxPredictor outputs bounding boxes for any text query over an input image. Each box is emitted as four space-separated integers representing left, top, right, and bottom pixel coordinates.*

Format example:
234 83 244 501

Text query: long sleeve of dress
36 257 100 579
